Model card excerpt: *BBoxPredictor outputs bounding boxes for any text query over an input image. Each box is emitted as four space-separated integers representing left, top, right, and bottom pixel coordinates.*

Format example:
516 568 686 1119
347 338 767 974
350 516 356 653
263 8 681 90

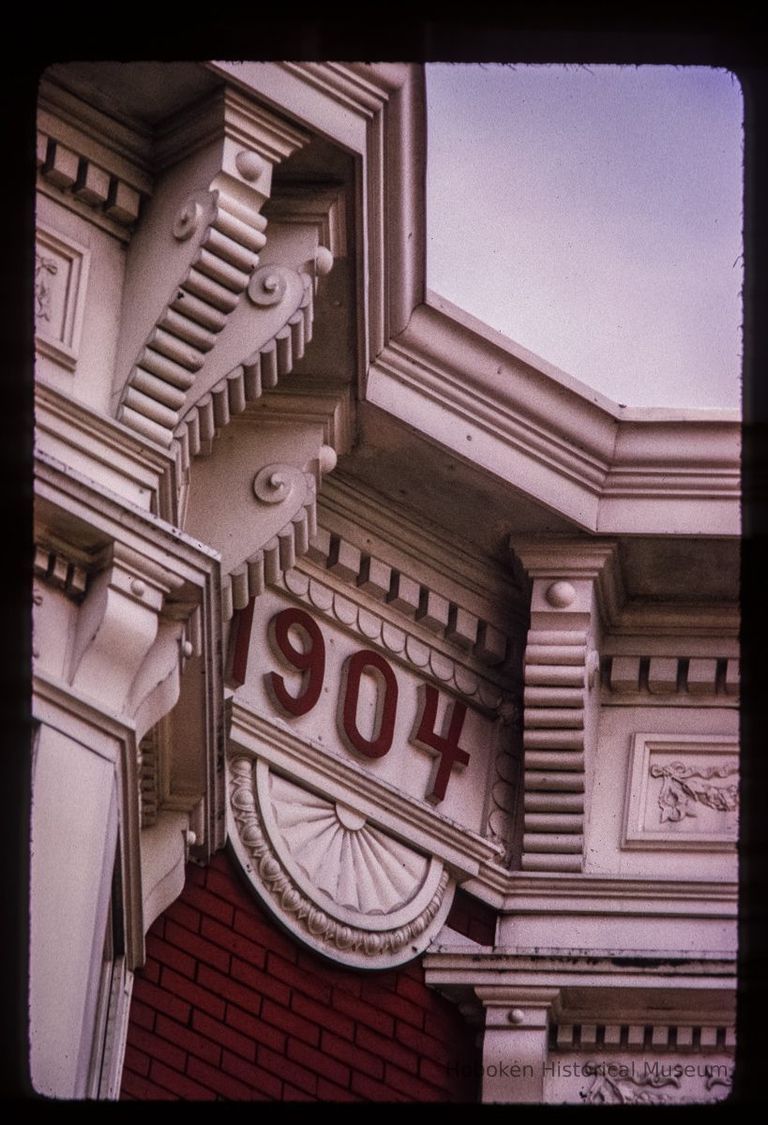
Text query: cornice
510 534 739 639
456 851 740 910
37 82 151 243
601 602 740 639
369 301 740 536
321 472 527 614
35 379 180 525
196 64 739 538
38 81 154 179
368 303 614 523
281 61 425 354
602 653 739 703
424 951 736 987
34 449 219 583
153 86 309 171
274 562 514 705
501 872 736 914
281 62 396 116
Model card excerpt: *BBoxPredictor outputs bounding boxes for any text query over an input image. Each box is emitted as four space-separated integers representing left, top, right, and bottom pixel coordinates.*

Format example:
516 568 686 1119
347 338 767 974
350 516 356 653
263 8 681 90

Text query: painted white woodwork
32 59 740 1102
35 195 127 416
513 541 612 874
476 988 560 1102
183 415 338 619
34 223 90 370
228 755 455 969
29 723 119 1098
35 381 180 523
425 951 734 1104
588 706 739 881
368 296 740 538
232 585 507 836
140 811 192 934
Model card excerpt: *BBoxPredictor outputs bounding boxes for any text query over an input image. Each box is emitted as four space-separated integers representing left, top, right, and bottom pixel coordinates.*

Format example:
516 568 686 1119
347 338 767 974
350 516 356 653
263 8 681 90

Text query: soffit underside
339 404 739 608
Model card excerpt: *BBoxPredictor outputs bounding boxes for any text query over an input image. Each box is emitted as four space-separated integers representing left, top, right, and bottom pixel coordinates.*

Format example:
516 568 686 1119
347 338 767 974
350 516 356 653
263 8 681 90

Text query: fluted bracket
182 402 339 622
512 539 618 874
111 88 314 449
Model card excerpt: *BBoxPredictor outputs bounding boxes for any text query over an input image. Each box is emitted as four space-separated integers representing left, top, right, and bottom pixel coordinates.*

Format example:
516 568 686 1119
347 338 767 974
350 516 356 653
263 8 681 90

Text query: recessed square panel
35 225 90 370
623 733 738 850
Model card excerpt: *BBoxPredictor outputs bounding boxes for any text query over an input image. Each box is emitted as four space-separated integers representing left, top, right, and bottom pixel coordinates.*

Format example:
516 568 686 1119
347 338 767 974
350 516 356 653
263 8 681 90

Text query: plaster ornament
228 755 455 968
248 265 288 307
545 580 576 608
172 196 206 242
253 463 302 504
35 255 58 320
235 149 266 182
581 1068 731 1106
651 761 739 822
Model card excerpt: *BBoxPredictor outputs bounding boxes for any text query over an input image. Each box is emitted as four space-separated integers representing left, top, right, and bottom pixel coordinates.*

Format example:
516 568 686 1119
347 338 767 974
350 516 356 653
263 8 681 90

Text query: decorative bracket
511 539 618 873
67 542 200 746
111 88 313 449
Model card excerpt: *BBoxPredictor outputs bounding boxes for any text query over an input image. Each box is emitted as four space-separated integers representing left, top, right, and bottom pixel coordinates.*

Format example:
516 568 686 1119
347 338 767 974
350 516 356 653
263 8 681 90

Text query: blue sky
426 65 743 409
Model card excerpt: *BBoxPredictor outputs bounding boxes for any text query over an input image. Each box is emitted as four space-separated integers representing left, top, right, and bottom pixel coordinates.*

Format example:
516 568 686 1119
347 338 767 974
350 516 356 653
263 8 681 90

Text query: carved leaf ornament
651 762 739 823
582 1068 731 1106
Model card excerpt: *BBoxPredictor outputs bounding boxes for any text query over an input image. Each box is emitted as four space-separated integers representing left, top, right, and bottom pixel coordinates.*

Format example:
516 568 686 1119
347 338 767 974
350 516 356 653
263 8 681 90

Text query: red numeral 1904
267 607 471 803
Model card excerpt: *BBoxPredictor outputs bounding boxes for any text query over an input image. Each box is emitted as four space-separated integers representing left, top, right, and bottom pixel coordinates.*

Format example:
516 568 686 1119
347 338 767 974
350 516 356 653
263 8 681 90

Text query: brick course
120 849 479 1102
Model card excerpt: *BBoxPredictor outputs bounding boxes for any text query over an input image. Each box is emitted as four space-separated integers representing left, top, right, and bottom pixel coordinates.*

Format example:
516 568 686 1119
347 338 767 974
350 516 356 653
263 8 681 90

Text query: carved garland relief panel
34 225 90 372
545 1017 734 1105
226 522 525 968
623 734 738 850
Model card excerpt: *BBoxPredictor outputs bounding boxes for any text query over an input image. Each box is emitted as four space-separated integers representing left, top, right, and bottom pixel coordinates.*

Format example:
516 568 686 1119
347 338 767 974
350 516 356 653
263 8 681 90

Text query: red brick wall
120 849 481 1101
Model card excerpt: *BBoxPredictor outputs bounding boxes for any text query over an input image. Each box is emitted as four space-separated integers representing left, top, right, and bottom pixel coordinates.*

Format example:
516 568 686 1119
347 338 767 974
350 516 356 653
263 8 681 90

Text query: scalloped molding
281 560 511 701
303 527 512 672
271 562 521 863
228 754 455 968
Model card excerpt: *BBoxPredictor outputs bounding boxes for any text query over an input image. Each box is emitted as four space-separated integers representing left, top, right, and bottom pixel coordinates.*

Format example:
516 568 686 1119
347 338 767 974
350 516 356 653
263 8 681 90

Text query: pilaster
476 986 561 1102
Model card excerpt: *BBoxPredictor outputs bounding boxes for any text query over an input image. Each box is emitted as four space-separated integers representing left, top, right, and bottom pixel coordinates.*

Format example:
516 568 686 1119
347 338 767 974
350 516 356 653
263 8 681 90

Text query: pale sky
426 65 743 409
